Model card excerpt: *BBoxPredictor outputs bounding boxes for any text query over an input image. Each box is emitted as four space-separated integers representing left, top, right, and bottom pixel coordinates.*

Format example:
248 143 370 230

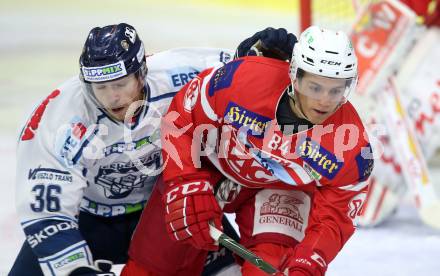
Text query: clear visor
82 81 103 108
294 72 357 104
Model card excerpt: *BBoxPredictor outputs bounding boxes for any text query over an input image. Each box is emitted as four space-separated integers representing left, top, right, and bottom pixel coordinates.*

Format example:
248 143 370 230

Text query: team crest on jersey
183 77 201 112
248 147 313 186
220 126 278 185
208 59 243 96
95 149 162 199
296 138 343 180
224 101 271 138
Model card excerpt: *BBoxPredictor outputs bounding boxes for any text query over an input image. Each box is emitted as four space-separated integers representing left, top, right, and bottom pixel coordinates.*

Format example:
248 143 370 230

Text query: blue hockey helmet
79 23 147 83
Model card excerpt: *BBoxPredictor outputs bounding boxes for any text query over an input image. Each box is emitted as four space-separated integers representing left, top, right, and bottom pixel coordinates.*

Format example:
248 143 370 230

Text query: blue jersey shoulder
208 59 244 97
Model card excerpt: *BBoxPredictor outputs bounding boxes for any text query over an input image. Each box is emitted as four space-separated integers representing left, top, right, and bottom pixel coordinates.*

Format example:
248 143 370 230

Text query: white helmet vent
304 56 314 66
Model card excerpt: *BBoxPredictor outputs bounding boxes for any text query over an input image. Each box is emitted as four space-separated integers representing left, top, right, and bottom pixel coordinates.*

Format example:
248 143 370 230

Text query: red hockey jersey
162 56 374 264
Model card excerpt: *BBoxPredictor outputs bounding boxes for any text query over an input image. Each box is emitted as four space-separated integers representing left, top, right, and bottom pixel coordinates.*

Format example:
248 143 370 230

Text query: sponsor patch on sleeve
28 167 72 183
219 51 232 63
54 117 91 167
208 59 244 96
224 101 271 137
168 67 201 88
355 143 374 182
183 77 201 112
296 138 343 180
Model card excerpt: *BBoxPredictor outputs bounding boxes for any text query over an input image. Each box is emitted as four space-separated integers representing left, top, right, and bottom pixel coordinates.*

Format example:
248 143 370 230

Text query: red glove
164 178 222 251
281 245 327 276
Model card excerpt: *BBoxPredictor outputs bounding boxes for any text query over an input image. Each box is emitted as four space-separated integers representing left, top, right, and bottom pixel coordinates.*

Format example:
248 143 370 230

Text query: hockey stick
208 224 279 275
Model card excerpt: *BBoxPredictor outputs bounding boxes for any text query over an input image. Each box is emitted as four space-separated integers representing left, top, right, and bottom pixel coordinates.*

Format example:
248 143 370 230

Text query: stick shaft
209 225 279 275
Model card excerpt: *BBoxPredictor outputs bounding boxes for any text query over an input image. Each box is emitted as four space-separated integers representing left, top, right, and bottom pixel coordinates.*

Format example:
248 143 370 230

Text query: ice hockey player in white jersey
8 23 235 276
9 23 297 276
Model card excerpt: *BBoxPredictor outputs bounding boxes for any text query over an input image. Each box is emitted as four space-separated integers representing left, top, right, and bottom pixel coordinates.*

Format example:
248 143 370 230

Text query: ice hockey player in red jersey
123 26 374 276
9 22 297 276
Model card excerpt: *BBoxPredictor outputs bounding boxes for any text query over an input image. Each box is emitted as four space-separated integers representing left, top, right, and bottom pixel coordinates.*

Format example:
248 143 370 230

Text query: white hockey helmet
289 26 357 101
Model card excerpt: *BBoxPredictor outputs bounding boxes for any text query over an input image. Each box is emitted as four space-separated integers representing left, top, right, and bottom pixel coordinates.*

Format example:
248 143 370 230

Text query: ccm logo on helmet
320 60 341 66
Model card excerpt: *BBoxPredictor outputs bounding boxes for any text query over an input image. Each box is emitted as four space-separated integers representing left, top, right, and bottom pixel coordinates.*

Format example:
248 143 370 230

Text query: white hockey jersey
15 47 233 275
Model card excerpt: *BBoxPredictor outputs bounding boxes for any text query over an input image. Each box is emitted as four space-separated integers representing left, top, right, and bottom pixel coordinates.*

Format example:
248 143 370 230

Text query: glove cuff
284 245 327 276
69 260 114 276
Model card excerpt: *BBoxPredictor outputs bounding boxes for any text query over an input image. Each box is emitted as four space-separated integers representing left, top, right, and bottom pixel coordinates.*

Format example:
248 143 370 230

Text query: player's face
295 72 347 124
91 74 144 121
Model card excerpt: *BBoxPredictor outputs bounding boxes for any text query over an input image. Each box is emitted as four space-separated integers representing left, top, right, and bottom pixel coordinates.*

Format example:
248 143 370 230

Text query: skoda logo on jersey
82 61 128 82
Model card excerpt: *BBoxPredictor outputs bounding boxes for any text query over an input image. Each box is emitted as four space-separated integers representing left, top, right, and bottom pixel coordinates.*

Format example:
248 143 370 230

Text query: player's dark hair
296 68 305 81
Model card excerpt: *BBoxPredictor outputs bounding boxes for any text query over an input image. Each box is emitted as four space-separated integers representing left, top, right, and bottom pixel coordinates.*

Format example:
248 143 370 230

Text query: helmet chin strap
289 93 310 121
287 82 311 122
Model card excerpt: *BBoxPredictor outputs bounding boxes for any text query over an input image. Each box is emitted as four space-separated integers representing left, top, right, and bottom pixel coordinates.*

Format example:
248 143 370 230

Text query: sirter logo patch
296 137 343 180
224 101 271 138
82 60 127 82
